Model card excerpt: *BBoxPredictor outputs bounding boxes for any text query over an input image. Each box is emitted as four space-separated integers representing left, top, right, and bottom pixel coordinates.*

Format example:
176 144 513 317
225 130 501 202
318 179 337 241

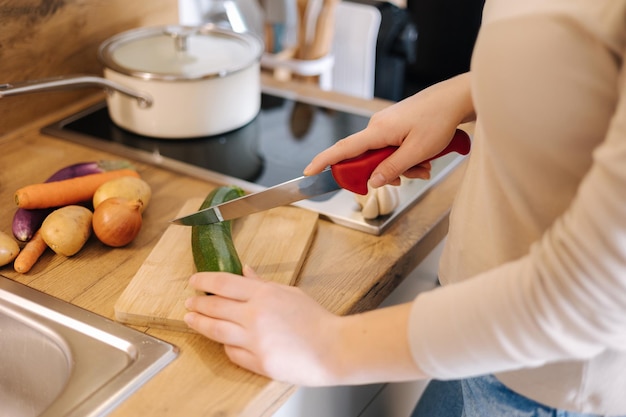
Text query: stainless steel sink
0 274 178 417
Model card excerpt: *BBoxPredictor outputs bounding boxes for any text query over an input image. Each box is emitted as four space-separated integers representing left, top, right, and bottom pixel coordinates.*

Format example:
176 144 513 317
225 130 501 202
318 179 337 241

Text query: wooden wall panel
0 0 179 135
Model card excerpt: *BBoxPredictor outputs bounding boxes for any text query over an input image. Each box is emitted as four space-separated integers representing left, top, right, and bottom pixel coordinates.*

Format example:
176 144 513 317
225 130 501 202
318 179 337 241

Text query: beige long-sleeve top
408 1 626 414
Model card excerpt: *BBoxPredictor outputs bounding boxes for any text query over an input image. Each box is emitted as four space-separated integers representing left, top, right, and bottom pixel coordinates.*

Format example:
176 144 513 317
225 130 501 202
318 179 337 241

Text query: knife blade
171 129 471 226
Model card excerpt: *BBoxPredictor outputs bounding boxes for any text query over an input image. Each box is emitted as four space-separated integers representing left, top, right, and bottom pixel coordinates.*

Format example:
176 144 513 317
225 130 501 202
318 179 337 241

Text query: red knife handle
330 128 471 195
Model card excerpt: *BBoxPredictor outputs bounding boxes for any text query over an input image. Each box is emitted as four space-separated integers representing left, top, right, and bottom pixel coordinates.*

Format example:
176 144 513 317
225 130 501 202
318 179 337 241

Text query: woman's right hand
304 73 475 188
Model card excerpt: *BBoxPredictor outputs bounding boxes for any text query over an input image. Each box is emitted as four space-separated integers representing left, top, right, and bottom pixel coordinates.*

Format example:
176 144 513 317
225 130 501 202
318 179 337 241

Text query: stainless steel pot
0 25 264 139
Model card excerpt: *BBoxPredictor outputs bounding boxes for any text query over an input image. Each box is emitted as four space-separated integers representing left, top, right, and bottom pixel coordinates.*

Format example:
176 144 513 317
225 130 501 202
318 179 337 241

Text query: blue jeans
412 374 623 417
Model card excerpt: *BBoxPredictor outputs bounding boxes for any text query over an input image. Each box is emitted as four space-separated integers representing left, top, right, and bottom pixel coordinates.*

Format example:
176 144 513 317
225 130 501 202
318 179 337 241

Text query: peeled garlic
354 184 400 220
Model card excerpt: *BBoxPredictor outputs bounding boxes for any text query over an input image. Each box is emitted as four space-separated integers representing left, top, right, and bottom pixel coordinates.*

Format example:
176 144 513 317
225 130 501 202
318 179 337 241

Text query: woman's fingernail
303 163 313 175
369 173 386 188
183 312 193 325
184 298 192 309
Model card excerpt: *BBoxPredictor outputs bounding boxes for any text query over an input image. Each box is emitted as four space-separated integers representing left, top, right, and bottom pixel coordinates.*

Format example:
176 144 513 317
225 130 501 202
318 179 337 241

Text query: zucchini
191 186 246 280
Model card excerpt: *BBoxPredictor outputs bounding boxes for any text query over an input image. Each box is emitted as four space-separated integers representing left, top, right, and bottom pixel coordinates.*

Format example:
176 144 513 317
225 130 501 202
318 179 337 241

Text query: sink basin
0 274 178 417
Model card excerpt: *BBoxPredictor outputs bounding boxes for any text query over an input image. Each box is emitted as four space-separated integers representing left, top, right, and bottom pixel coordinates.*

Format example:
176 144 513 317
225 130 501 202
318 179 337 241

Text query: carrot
15 169 141 209
14 229 48 273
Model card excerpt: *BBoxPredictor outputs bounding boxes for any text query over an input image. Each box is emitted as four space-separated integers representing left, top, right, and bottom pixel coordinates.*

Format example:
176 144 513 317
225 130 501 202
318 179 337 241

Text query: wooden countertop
0 77 467 417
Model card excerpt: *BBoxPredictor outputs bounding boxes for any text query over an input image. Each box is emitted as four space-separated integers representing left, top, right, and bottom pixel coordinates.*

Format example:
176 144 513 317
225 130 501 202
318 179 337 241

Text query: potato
41 205 93 256
0 230 20 266
93 176 152 213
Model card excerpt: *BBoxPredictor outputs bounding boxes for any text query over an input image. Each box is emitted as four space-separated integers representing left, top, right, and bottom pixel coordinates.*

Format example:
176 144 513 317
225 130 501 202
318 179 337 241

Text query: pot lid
98 25 264 81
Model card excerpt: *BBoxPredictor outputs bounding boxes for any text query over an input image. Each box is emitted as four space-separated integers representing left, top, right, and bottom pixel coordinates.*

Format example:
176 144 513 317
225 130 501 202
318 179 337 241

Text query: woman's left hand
184 265 341 385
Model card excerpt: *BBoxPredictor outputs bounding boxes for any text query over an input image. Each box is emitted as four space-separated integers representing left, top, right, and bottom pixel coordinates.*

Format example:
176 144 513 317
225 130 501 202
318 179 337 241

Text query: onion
93 197 143 247
93 176 152 213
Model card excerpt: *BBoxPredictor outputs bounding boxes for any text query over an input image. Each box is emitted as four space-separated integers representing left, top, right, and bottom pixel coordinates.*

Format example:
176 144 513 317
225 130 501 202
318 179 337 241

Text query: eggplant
12 160 135 241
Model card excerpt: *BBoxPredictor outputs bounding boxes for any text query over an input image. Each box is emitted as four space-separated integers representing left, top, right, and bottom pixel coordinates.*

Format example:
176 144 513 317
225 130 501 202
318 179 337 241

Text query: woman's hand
184 265 342 385
185 266 428 386
304 73 475 188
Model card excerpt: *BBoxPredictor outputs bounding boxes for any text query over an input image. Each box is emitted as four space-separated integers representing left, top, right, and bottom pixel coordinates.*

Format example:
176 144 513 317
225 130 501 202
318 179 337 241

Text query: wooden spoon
304 0 340 60
295 0 309 59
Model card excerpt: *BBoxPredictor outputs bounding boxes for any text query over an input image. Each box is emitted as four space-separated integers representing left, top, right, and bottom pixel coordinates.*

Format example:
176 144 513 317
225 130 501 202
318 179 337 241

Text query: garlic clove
377 185 400 216
354 191 370 210
354 184 379 220
360 193 380 219
354 184 401 220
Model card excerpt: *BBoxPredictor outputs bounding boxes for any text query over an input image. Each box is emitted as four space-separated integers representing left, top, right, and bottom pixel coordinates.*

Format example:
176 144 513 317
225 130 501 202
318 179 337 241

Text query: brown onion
93 197 143 247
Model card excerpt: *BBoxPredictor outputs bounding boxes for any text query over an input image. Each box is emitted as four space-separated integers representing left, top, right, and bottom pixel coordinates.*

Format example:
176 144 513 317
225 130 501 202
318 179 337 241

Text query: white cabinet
273 240 444 417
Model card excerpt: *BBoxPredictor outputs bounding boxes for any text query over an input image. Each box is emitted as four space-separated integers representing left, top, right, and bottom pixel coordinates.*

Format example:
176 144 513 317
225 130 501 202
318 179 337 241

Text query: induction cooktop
42 86 466 234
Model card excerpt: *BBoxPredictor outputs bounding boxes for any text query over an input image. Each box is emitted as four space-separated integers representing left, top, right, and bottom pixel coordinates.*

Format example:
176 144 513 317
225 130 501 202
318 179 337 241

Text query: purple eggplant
12 160 135 241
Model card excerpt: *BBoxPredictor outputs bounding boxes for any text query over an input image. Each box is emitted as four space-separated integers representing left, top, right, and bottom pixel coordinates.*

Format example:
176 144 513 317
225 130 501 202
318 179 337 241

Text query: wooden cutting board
114 198 318 332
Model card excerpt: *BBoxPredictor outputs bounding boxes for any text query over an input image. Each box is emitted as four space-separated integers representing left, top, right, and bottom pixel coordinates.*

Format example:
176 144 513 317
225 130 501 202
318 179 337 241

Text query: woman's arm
304 72 475 188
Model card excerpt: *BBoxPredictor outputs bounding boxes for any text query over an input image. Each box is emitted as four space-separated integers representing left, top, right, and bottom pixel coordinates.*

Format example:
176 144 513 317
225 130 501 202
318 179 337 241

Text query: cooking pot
0 25 264 138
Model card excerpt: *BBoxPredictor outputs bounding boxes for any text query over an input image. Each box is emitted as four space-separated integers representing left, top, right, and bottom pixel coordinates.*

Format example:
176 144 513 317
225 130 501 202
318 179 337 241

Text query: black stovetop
49 93 369 194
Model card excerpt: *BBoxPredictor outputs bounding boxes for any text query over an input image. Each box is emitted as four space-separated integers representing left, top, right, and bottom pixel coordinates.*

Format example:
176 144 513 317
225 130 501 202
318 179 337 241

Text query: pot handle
0 75 153 108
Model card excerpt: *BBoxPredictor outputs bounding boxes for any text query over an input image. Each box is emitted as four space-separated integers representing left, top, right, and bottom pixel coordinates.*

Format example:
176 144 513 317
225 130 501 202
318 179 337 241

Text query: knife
171 129 471 226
